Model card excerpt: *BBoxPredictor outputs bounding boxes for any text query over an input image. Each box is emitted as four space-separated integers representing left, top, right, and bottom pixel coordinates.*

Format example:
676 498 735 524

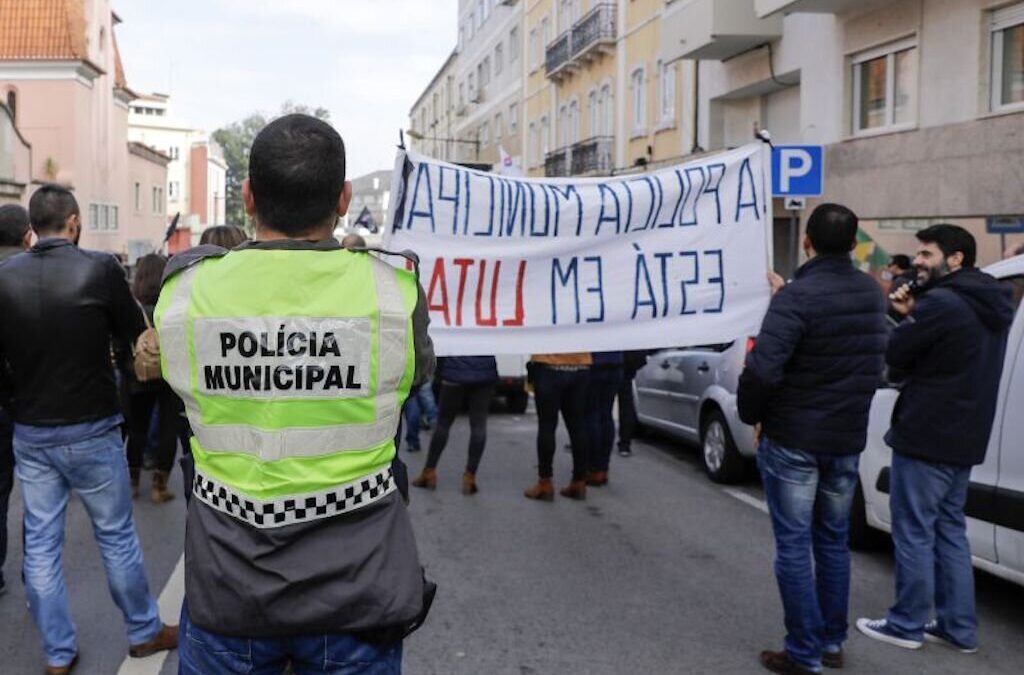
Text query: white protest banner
384 143 772 355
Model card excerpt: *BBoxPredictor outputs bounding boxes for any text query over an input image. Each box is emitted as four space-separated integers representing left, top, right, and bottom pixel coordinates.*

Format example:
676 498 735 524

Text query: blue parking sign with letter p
772 145 823 197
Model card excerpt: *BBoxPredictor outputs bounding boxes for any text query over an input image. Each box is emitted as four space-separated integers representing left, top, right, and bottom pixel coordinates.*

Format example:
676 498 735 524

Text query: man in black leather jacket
0 185 176 674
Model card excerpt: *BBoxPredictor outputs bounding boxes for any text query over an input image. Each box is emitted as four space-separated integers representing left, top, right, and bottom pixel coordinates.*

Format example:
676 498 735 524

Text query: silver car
633 338 757 483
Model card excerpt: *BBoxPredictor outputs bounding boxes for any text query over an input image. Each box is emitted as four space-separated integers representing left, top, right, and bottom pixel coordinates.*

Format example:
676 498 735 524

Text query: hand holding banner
385 143 772 355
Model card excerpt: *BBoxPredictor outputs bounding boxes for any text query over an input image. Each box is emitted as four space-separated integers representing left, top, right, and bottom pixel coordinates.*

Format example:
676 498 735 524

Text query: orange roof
0 0 89 61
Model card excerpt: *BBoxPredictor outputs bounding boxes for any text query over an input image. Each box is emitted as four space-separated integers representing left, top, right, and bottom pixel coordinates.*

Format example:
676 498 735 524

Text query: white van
855 255 1024 587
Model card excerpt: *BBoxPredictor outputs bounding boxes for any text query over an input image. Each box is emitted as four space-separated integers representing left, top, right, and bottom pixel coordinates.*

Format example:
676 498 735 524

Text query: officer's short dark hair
248 114 346 237
917 224 976 268
29 184 79 235
806 203 858 256
0 203 29 246
889 254 911 271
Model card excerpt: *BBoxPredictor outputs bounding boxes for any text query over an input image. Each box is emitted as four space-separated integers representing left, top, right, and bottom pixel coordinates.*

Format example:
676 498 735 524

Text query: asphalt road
2 407 1023 674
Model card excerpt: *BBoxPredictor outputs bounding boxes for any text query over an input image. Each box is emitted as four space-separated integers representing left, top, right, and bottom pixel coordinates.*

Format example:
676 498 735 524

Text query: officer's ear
337 181 352 218
242 179 257 217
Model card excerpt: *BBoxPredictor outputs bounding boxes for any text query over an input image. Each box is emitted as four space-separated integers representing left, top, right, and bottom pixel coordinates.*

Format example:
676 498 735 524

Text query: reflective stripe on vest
157 249 416 520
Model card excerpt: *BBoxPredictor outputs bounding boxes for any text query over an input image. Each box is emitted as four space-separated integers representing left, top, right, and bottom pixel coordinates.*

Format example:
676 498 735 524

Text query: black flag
354 206 378 233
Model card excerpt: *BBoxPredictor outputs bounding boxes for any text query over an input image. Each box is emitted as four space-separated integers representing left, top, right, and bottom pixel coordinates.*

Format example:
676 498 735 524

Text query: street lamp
405 129 481 161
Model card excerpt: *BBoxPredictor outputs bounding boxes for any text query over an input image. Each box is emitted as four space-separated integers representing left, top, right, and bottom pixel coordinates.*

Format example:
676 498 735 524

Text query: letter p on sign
771 145 823 197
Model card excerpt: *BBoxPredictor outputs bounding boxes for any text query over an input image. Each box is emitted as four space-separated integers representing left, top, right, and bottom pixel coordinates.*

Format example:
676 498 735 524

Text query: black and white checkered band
193 467 395 529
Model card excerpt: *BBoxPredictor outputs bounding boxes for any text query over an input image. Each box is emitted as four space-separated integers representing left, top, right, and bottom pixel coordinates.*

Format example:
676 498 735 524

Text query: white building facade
128 94 227 243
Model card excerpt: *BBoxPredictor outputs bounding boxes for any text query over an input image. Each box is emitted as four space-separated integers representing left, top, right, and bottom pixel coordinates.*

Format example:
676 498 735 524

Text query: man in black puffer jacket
857 225 1013 656
738 203 888 675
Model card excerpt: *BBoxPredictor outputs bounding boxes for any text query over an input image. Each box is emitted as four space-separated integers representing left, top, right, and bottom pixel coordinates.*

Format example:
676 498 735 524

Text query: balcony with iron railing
571 3 616 64
570 136 614 176
545 31 573 79
544 147 570 178
545 3 617 80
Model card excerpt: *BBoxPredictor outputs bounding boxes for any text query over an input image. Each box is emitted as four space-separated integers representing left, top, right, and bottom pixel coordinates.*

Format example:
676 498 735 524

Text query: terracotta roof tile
0 0 88 61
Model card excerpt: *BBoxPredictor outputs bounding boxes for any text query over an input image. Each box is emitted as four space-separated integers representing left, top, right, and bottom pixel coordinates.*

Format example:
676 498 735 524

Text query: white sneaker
923 620 978 654
856 618 923 650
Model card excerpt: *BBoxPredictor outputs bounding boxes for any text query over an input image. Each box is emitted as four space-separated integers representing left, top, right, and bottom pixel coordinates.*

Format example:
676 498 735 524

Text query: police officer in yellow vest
158 114 435 674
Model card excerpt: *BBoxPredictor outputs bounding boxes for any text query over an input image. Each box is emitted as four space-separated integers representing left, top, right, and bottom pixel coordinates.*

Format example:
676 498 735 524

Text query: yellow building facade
524 0 696 178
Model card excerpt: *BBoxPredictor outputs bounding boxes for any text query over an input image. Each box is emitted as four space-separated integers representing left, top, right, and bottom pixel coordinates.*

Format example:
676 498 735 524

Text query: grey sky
116 0 457 179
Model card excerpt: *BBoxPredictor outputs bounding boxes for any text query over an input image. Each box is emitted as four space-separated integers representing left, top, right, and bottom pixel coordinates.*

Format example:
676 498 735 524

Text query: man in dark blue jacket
738 203 888 675
857 225 1013 655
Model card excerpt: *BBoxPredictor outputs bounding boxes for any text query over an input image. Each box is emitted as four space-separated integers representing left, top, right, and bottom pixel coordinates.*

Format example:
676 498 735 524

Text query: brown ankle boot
151 471 175 503
523 478 554 501
129 624 178 658
130 468 140 499
411 468 437 489
560 480 587 500
586 470 608 487
461 471 478 495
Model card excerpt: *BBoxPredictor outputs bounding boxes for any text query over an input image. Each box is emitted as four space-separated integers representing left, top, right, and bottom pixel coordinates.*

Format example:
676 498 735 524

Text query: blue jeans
0 408 13 588
14 418 161 666
178 601 403 674
403 383 438 451
758 438 860 672
886 452 976 648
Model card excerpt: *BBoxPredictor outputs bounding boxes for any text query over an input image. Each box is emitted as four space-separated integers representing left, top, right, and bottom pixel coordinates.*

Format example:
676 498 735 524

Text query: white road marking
116 554 185 675
722 487 769 515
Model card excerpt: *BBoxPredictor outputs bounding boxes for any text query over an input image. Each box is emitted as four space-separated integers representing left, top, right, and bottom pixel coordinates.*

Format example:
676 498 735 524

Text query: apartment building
129 93 227 245
410 0 525 169
662 0 1024 269
523 0 697 177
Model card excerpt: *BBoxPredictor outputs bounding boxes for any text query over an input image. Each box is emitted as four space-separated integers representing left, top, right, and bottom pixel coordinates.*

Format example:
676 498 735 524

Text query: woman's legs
464 383 495 475
424 383 467 471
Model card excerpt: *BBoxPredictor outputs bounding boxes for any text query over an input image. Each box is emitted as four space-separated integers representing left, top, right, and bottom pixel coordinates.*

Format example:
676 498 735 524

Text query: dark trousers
586 365 623 472
617 373 638 451
0 408 13 585
126 384 182 473
533 366 589 481
425 381 495 475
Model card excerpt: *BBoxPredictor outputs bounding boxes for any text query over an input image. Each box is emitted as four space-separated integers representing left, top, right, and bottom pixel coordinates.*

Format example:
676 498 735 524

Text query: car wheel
701 409 745 484
507 391 529 414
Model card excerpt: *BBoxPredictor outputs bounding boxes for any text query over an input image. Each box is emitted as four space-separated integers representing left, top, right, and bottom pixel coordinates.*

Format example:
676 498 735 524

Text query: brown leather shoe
523 478 554 501
411 468 437 490
822 649 843 669
129 624 178 658
559 480 587 500
44 653 78 675
586 471 608 487
151 471 175 503
760 650 817 674
461 471 478 495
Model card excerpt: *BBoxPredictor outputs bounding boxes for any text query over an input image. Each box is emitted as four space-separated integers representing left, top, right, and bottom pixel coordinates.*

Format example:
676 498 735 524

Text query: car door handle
697 363 710 373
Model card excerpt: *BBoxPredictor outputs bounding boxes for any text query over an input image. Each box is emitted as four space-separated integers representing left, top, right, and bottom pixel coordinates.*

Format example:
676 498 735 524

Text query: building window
134 182 141 212
495 113 504 142
589 89 600 137
495 43 504 76
852 38 917 134
169 181 180 202
459 81 465 107
88 203 99 230
541 115 550 156
600 84 614 136
480 122 490 148
110 205 118 231
459 26 465 52
468 13 475 41
659 61 677 124
509 103 519 132
478 0 487 25
568 100 579 145
168 146 180 161
991 3 1024 111
510 27 520 63
529 122 539 166
432 93 440 122
152 186 164 214
542 17 550 48
631 67 647 134
529 29 539 70
5 88 16 123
